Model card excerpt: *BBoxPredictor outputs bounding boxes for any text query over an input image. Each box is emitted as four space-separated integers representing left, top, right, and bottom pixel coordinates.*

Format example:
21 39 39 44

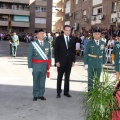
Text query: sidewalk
0 41 86 120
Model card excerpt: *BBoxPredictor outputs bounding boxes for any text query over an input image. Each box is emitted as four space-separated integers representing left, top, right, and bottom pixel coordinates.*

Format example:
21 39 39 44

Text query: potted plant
84 69 120 120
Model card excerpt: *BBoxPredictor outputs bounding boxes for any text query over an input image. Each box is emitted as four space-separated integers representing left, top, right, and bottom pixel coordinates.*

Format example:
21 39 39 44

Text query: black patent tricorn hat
93 28 101 33
37 29 44 33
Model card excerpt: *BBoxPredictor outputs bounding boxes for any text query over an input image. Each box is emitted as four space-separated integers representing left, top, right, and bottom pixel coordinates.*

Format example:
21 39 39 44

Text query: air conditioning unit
69 13 72 17
74 23 77 30
98 15 104 20
84 18 88 22
111 17 117 23
117 12 120 18
91 16 96 21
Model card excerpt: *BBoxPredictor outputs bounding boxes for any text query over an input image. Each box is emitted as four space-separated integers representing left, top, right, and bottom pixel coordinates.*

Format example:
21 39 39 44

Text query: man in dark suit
54 25 76 98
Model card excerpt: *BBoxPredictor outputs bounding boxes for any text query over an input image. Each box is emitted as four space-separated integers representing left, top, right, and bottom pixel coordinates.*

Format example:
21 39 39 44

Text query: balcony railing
0 21 30 27
0 8 30 16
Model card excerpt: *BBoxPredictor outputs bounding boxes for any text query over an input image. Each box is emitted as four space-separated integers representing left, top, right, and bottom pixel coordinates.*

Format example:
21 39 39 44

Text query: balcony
35 12 46 17
0 0 29 4
0 21 29 27
0 8 30 16
35 23 46 28
35 1 47 6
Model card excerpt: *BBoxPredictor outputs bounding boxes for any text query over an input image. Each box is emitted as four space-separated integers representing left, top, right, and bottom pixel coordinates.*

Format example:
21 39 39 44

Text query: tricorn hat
34 30 38 33
37 29 44 33
93 28 101 33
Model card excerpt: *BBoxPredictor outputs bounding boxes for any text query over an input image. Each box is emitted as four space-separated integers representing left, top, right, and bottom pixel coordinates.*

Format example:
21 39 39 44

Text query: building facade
64 0 120 34
52 0 64 33
0 0 52 33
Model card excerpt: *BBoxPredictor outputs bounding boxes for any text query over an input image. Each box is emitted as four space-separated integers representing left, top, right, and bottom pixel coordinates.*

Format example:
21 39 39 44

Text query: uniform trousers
12 45 17 57
32 70 46 97
88 67 101 91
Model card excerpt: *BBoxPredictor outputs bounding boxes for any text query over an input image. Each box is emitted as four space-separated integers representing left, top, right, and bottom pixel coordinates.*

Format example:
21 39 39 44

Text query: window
74 12 78 20
112 2 119 12
35 6 47 12
98 8 102 14
65 14 70 21
76 0 78 4
83 10 87 16
14 16 29 22
19 28 24 32
35 18 46 24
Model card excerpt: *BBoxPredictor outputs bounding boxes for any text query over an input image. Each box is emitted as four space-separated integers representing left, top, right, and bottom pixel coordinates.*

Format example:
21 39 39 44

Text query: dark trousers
10 44 12 55
88 67 101 91
57 60 72 95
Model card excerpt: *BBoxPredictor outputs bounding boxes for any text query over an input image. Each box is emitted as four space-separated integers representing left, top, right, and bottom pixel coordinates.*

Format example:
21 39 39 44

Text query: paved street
0 41 88 120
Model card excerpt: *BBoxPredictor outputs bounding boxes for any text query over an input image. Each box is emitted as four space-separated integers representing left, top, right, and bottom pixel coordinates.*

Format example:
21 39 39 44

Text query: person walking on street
11 32 19 57
84 28 106 91
54 25 76 98
28 29 51 101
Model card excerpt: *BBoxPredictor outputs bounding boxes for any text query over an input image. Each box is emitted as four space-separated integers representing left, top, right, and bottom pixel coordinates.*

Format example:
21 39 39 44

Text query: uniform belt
32 59 50 78
88 54 102 58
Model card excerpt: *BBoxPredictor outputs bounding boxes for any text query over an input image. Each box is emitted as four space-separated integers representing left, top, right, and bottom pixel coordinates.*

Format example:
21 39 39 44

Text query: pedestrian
84 28 106 91
6 32 12 55
112 31 120 80
54 25 76 98
28 29 51 101
11 32 19 57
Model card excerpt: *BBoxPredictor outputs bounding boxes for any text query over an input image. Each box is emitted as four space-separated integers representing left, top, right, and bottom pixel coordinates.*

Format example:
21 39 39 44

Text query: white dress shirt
64 34 69 49
94 39 100 46
38 40 44 46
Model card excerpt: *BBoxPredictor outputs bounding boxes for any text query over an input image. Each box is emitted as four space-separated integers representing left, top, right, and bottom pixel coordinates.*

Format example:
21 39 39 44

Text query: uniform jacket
28 40 51 71
112 42 120 66
54 35 76 66
84 40 106 68
11 35 19 46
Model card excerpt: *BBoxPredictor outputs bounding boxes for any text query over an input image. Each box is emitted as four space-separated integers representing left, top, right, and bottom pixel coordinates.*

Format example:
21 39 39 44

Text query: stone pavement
0 41 116 120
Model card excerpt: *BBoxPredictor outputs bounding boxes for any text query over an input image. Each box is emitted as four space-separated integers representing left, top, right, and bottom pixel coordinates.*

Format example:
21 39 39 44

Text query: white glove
112 61 115 65
84 64 88 70
103 64 105 67
28 68 33 72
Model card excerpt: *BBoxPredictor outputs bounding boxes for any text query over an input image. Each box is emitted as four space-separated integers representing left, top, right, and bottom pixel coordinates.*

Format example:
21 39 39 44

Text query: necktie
40 42 43 46
66 37 69 48
96 40 98 45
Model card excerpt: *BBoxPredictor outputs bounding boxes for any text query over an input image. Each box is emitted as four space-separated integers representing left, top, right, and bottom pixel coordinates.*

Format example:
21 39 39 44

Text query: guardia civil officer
84 28 106 91
11 32 19 57
112 31 120 80
28 29 51 101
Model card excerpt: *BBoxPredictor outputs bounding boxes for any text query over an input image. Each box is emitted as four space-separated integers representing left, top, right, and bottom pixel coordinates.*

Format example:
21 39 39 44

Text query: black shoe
56 94 61 98
38 96 46 100
33 97 37 101
64 94 72 97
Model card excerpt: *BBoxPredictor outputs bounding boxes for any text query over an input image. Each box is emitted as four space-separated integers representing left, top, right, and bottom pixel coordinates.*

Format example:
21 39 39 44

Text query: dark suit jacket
54 35 76 66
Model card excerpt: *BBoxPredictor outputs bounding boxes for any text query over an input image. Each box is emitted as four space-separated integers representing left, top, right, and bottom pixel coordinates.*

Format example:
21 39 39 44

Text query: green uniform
28 40 51 97
84 40 106 91
44 36 53 65
112 42 120 72
11 35 19 57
